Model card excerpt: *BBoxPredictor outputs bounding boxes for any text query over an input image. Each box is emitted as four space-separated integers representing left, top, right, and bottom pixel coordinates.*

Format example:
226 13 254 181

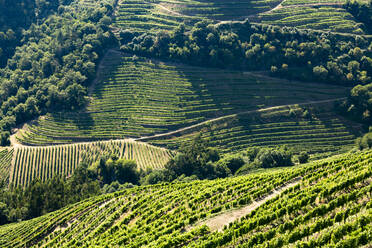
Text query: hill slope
0 149 370 247
145 100 360 159
14 51 349 146
113 0 368 34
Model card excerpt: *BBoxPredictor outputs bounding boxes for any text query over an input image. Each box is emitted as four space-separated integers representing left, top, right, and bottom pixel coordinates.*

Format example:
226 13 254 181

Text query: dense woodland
0 1 116 145
0 0 64 67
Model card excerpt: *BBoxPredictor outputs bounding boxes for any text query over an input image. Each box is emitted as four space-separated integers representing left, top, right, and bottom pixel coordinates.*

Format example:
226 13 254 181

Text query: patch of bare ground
192 177 302 232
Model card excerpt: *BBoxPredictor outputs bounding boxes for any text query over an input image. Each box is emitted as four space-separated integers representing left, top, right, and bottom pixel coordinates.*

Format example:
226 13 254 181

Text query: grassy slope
8 140 173 187
0 149 370 247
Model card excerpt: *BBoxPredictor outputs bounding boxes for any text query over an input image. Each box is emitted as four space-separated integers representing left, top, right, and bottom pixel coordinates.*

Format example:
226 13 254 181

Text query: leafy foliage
121 20 372 87
89 157 140 185
0 1 116 145
344 0 372 33
0 164 100 224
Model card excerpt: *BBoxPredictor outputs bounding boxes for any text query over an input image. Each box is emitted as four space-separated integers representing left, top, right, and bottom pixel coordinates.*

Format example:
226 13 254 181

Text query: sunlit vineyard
14 52 349 146
113 0 282 33
281 0 365 6
9 140 173 187
253 6 365 34
147 102 360 160
0 148 14 184
0 149 370 247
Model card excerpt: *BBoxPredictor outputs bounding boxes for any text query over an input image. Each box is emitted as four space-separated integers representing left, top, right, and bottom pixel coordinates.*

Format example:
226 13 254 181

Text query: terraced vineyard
114 0 200 33
0 149 370 247
145 102 360 160
253 6 364 34
14 52 349 146
9 140 173 187
113 0 282 33
281 0 361 6
0 148 14 184
112 0 371 34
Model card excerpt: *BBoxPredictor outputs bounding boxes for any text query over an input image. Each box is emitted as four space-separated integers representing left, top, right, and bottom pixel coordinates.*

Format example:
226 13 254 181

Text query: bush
356 130 372 150
255 147 293 168
216 155 245 175
298 151 309 164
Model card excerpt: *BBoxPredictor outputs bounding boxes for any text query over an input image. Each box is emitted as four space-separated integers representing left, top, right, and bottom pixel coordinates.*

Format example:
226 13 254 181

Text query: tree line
120 20 372 87
119 19 372 126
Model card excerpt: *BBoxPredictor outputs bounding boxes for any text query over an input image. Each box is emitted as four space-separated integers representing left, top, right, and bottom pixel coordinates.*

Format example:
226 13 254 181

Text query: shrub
298 151 309 164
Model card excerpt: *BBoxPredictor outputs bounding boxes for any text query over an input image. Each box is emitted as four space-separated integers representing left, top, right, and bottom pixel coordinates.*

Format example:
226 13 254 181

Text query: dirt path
268 0 285 13
157 4 185 17
9 132 22 148
196 177 302 232
136 97 346 142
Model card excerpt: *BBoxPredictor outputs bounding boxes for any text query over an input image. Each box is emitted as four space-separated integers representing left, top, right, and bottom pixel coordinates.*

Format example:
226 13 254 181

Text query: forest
0 0 116 145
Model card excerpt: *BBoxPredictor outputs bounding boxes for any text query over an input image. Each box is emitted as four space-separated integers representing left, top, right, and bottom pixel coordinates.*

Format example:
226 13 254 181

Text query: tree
217 155 245 174
65 83 87 110
165 135 220 179
255 147 293 168
0 202 8 225
313 66 328 80
298 151 309 164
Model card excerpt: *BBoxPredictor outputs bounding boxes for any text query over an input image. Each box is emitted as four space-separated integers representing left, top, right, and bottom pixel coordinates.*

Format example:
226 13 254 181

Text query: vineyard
112 0 371 34
146 102 360 160
0 0 371 246
0 149 370 247
0 148 14 184
8 140 173 187
112 0 282 33
253 6 365 34
14 52 349 146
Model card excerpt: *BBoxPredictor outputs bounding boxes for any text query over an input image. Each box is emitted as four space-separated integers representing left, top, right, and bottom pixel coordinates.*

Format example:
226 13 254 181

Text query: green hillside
113 0 282 33
113 0 370 34
0 0 371 245
14 51 349 147
8 140 173 187
146 101 361 159
0 149 370 247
